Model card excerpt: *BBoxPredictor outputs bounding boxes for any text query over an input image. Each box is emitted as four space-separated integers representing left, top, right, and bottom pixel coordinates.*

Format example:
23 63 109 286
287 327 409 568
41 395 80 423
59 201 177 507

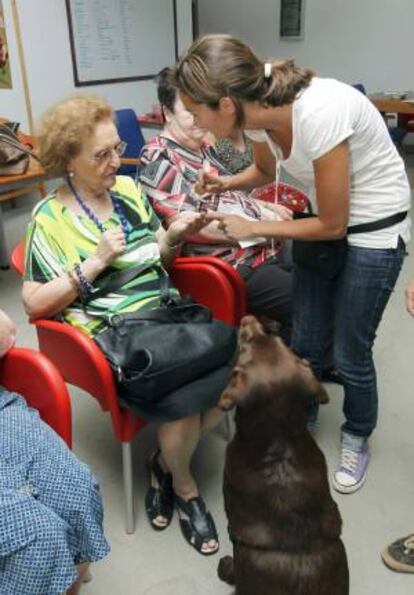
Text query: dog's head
218 316 329 417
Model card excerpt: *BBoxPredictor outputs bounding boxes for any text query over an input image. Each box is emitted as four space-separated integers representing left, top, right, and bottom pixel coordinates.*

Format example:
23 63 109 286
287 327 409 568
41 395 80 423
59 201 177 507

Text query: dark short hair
155 67 177 113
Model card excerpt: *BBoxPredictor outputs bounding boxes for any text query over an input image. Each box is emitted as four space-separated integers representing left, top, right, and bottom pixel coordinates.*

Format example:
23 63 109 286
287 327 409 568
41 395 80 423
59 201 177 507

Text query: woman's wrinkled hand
167 212 209 244
94 227 126 267
405 278 414 317
204 211 255 241
194 171 230 195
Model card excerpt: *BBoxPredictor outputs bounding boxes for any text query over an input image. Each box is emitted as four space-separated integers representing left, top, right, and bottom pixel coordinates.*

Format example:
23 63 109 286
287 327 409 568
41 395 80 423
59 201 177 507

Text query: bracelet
74 263 94 302
67 269 80 294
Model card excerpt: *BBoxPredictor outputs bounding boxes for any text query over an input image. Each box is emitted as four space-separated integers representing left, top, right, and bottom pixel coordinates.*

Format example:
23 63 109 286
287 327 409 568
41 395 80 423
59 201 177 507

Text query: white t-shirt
246 77 411 248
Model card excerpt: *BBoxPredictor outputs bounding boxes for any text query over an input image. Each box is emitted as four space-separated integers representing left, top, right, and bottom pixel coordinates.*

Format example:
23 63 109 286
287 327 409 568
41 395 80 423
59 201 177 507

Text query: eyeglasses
92 140 127 165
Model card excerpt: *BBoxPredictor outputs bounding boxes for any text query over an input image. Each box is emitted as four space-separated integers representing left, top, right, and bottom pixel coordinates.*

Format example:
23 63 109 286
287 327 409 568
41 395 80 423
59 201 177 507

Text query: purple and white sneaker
333 433 370 494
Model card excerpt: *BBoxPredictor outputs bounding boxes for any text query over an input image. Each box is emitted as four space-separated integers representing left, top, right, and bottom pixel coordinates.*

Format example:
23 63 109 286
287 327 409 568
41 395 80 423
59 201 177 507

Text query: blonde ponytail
174 35 314 124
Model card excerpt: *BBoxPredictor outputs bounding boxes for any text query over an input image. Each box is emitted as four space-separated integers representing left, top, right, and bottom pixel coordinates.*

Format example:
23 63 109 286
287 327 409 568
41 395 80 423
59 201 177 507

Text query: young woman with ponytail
174 34 410 494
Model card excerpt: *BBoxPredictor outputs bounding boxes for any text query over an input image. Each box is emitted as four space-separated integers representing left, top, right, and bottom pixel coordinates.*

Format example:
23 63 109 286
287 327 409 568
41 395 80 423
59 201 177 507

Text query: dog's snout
239 315 265 344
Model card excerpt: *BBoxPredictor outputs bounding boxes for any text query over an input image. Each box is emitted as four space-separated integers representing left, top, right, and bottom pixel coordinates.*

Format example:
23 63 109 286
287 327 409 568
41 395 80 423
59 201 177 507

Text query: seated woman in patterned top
139 67 293 342
0 309 109 595
22 95 225 556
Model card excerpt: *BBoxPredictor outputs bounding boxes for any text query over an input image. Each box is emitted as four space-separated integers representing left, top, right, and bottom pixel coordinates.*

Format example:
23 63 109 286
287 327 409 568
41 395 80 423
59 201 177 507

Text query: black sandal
175 494 219 556
145 450 174 531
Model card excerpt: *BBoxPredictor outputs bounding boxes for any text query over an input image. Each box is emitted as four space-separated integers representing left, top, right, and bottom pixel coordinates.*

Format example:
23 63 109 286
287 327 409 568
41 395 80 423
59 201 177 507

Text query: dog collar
228 527 286 552
228 527 338 554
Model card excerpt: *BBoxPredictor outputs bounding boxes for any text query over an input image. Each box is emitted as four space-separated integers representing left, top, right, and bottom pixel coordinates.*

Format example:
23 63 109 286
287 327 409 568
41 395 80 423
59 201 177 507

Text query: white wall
198 0 413 94
2 0 410 133
0 0 193 132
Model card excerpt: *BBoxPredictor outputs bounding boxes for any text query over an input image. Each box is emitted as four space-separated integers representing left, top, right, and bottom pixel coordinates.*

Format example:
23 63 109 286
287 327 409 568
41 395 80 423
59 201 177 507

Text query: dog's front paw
218 555 235 585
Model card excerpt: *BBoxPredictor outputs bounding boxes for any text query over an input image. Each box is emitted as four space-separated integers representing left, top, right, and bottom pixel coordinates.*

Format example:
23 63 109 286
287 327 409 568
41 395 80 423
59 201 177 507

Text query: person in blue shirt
0 309 109 595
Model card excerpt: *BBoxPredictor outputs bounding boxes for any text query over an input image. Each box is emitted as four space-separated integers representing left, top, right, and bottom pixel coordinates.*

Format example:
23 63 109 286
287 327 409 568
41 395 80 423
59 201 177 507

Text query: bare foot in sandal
174 493 219 555
145 450 174 530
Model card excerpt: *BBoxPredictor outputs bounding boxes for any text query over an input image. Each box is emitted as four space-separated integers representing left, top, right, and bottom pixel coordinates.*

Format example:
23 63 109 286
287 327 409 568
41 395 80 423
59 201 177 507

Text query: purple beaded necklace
67 176 130 241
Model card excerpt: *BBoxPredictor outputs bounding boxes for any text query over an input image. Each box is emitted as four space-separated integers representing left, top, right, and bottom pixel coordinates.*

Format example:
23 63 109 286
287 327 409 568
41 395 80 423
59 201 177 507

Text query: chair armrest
11 240 146 443
33 319 116 409
33 319 145 441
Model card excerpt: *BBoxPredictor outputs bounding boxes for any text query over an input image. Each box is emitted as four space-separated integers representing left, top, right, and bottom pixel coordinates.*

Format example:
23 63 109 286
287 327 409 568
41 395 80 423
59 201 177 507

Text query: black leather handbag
292 210 408 280
90 264 237 404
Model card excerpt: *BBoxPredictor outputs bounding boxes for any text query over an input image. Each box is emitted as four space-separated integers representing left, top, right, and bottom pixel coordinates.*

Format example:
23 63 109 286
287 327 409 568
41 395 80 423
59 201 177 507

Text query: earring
67 170 74 178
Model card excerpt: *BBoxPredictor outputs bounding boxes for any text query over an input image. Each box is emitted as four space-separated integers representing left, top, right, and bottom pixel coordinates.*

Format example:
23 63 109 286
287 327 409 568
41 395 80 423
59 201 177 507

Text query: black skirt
118 364 232 422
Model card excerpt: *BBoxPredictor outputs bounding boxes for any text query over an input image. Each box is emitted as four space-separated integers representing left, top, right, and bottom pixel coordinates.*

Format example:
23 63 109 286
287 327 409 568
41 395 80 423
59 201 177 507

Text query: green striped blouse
24 175 178 337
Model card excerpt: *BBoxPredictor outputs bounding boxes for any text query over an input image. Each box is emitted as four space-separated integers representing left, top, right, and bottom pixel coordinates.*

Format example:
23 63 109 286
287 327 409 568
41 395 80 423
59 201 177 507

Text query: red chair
169 255 246 325
12 241 245 533
0 346 72 447
398 114 414 138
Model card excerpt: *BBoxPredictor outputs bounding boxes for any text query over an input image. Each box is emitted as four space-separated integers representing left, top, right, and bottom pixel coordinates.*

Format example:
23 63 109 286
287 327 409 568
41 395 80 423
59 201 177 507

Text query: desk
0 157 48 268
370 97 414 116
138 113 163 130
0 157 46 195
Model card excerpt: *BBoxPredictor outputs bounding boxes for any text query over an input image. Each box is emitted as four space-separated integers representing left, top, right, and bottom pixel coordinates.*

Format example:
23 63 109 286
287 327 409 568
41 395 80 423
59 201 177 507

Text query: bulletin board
65 0 179 86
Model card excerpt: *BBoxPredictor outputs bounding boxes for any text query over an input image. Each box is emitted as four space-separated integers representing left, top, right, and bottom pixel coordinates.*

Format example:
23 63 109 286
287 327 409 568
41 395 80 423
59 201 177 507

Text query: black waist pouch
292 210 408 280
292 213 347 280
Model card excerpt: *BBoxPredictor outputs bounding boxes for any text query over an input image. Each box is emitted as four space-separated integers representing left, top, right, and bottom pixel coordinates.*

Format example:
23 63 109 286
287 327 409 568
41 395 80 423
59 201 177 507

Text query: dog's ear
218 366 248 411
316 382 329 404
298 358 330 405
300 375 330 408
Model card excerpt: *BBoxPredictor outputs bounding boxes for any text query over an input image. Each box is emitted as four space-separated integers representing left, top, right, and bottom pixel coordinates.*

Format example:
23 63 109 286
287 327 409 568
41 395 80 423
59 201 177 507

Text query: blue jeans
291 237 406 438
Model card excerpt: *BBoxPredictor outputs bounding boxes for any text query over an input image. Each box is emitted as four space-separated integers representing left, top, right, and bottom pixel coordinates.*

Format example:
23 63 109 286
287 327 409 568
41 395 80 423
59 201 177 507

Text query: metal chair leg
0 204 9 269
122 441 135 534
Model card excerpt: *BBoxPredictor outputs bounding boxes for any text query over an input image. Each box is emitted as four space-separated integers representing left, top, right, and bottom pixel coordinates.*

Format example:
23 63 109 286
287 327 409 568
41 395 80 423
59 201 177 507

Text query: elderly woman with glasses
22 94 227 556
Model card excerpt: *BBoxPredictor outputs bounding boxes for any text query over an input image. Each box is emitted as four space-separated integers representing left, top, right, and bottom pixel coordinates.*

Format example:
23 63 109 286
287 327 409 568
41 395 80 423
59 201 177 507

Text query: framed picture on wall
0 0 12 89
280 0 305 40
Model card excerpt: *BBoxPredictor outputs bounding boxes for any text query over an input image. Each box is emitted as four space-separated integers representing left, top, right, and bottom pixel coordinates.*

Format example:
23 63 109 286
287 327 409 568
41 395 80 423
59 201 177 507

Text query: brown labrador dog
218 316 349 595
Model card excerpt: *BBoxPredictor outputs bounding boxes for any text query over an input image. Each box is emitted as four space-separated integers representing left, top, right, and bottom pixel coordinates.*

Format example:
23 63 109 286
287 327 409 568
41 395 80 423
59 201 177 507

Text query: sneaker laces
403 535 414 554
340 448 359 473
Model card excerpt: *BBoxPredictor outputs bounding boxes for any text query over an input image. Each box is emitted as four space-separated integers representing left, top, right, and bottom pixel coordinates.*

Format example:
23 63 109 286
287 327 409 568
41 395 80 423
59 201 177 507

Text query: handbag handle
106 300 211 326
0 128 41 163
82 262 173 304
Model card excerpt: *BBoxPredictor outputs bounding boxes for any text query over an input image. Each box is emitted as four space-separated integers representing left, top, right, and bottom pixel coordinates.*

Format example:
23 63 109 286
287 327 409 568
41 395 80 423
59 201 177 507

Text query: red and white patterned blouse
139 135 282 269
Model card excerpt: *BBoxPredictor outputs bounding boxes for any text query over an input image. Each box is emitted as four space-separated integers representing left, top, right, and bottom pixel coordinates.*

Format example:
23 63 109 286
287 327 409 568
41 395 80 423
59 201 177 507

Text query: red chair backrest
172 256 245 325
11 239 25 275
0 346 72 447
